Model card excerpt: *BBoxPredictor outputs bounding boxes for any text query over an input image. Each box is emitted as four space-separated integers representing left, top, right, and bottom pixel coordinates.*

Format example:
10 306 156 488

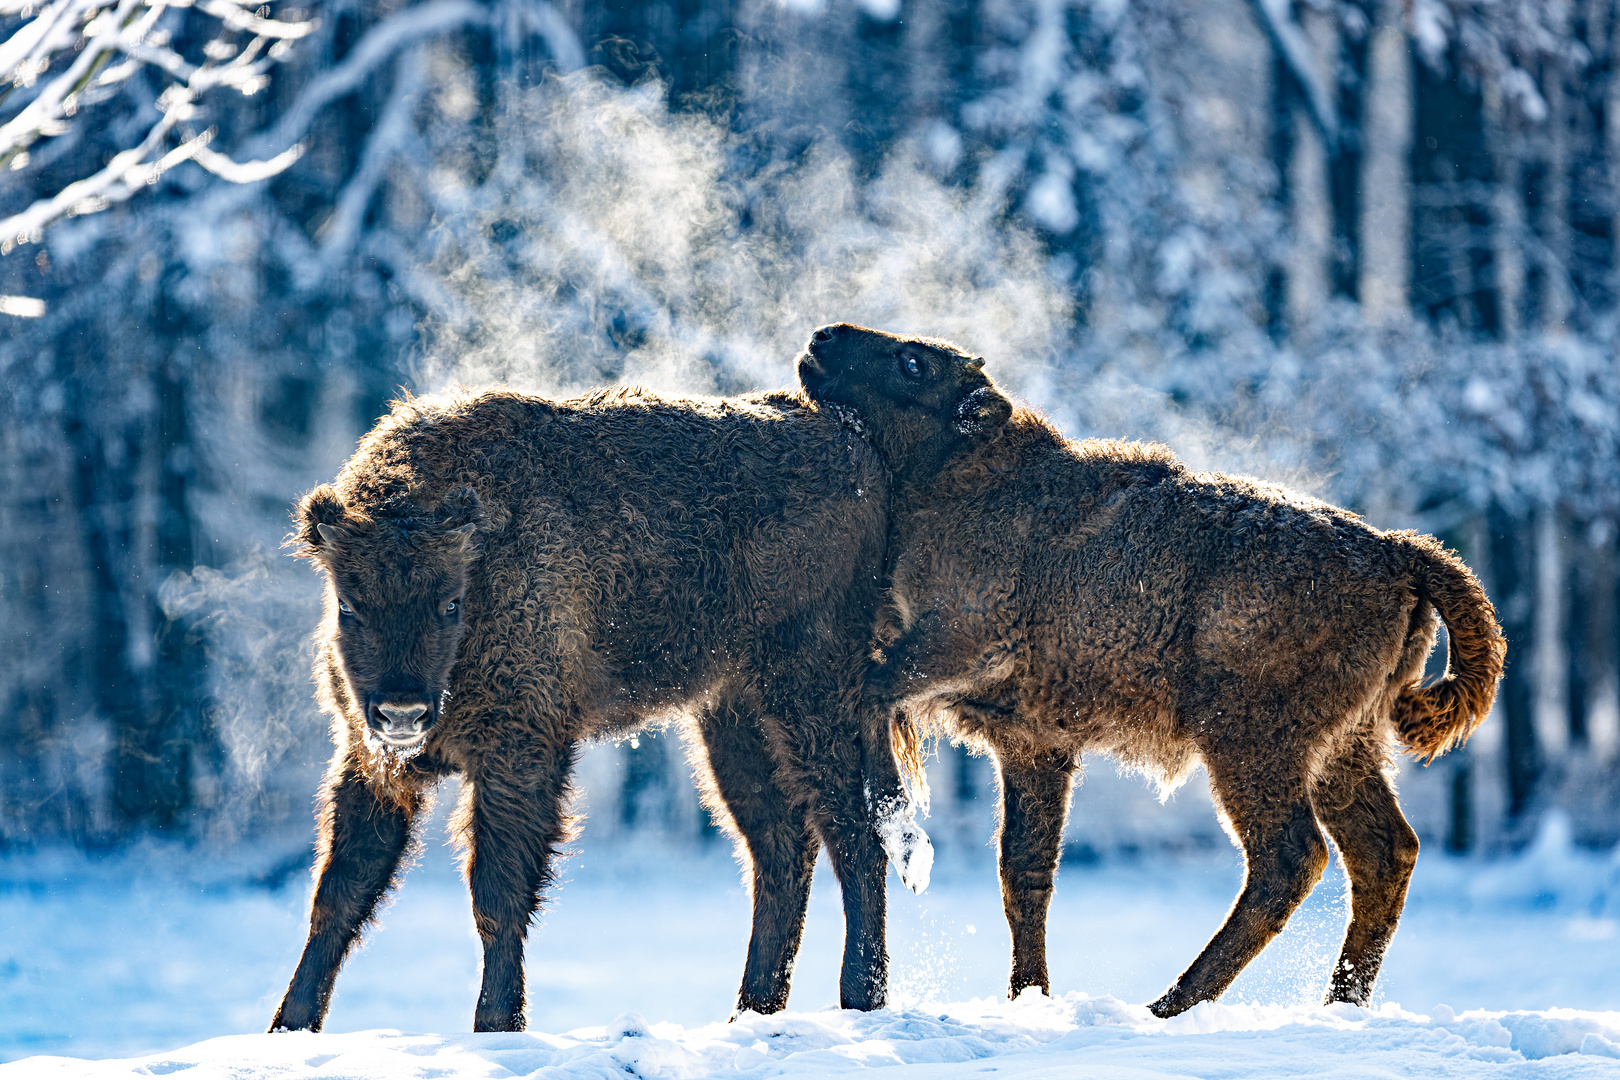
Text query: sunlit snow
2 802 1618 1076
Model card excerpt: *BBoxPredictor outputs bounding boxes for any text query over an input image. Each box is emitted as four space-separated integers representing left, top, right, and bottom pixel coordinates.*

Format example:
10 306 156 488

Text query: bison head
797 323 1012 479
293 484 484 753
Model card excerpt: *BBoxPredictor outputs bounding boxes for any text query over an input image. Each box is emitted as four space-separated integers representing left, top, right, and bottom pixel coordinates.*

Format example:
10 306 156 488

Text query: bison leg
756 680 892 1011
1149 744 1328 1018
460 751 577 1032
271 757 423 1032
789 695 894 1012
1313 753 1419 1005
696 701 820 1015
993 743 1078 998
815 786 889 1012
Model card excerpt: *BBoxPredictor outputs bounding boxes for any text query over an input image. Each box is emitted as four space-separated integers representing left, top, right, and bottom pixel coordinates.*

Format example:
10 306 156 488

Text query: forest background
0 0 1616 866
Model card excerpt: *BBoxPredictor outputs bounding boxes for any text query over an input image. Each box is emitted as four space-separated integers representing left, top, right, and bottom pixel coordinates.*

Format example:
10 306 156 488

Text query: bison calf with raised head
271 385 930 1034
798 323 1504 1017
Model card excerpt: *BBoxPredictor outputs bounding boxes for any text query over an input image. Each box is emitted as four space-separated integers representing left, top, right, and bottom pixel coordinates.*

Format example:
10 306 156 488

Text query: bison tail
1392 535 1507 763
892 708 931 816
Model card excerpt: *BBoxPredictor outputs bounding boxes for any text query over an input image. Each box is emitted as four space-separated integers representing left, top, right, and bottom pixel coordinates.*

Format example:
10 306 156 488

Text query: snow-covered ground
12 996 1620 1079
2 806 1619 1075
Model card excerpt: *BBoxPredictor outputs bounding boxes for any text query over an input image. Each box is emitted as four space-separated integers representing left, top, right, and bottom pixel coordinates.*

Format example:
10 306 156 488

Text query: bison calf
798 323 1504 1017
270 385 929 1034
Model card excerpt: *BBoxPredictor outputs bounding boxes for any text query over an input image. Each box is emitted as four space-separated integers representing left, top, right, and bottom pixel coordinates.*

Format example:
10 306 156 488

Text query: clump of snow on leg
875 796 933 894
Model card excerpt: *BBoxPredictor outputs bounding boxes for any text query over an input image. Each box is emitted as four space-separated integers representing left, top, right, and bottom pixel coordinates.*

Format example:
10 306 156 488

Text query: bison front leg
993 744 1078 999
271 755 423 1032
458 751 577 1032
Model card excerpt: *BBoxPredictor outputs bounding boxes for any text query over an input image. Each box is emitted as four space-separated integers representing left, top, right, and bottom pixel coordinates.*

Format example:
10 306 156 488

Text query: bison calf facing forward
798 323 1505 1017
271 385 930 1034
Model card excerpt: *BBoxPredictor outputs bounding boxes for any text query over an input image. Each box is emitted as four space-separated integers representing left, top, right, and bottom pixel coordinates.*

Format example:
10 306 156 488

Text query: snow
2 805 1619 1076
873 796 933 895
10 996 1620 1078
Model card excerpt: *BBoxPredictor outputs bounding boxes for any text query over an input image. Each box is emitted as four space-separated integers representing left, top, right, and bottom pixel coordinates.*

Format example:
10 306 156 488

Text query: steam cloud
408 72 1076 407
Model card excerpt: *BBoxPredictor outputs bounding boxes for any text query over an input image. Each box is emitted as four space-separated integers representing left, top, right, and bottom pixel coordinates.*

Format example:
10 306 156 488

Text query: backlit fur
272 385 906 1033
799 324 1505 1018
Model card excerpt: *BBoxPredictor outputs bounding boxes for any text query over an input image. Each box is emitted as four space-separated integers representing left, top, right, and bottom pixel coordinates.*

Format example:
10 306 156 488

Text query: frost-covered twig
298 44 428 284
0 0 314 244
243 0 487 159
0 114 303 250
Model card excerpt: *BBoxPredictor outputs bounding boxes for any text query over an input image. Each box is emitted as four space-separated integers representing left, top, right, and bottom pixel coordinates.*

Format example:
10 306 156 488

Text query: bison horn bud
965 356 986 372
955 386 1013 437
315 522 349 549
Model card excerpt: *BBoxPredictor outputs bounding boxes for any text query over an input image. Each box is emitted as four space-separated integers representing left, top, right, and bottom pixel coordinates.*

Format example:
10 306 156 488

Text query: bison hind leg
692 698 820 1016
1312 747 1419 1006
1149 733 1329 1018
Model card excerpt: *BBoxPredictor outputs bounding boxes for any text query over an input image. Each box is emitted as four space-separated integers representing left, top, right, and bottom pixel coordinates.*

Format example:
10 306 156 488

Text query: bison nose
377 702 428 729
812 326 836 343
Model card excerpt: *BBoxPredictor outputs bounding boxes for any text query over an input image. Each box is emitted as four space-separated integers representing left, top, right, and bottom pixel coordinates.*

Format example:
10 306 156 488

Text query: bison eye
338 601 355 616
902 354 924 379
442 598 461 617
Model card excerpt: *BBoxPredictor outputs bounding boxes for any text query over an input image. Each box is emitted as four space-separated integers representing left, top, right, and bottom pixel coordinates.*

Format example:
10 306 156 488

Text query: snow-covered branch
245 0 488 159
0 0 313 245
1247 0 1339 149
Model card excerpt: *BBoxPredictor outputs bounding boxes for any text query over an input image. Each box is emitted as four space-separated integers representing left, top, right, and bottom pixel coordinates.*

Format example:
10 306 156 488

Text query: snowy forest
1 0 1618 869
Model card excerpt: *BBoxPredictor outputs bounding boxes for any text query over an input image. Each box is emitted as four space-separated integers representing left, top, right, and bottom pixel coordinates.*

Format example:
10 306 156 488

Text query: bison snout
375 700 430 744
803 324 854 372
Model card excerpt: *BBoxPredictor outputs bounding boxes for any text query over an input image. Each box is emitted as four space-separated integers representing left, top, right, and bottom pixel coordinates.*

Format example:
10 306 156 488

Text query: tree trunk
1285 3 1336 331
1482 77 1525 339
59 372 162 830
1534 507 1570 761
146 357 210 829
1358 0 1412 324
1490 503 1540 820
1540 4 1574 333
1575 522 1620 762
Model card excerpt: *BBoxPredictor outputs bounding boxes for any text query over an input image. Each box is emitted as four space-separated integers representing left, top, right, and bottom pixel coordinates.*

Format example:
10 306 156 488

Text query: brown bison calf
270 385 930 1034
798 323 1505 1017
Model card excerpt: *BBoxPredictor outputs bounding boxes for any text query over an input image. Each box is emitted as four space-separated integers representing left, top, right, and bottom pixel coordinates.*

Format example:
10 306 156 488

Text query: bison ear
292 485 349 559
955 386 1013 438
439 486 485 530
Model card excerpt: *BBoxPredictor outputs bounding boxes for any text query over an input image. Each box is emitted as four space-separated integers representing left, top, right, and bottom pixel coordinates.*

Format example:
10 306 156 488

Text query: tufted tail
1392 534 1507 763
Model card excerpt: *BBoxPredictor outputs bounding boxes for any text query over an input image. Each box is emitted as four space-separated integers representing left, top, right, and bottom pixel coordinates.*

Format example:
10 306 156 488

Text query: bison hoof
268 1003 319 1033
876 799 933 894
1147 991 1190 1019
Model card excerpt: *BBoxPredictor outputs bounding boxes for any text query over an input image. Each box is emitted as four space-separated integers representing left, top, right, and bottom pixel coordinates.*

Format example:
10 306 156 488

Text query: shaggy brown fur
269 385 920 1033
798 323 1506 1017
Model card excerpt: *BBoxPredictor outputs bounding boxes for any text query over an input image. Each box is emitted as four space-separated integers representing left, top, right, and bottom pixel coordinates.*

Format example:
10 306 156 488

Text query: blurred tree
0 0 1617 854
